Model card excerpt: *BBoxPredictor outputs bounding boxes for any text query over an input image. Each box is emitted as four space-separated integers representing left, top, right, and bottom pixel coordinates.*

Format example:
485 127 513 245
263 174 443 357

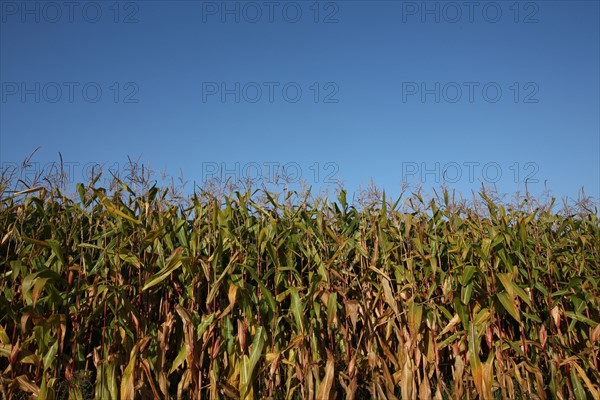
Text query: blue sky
1 0 599 204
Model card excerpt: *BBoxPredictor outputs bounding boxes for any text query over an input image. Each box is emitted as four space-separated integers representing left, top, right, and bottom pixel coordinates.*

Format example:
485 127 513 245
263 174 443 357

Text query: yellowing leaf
316 350 335 400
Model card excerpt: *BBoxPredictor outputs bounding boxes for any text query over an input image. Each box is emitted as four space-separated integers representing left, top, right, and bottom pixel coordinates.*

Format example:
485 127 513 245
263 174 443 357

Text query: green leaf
497 292 520 323
43 340 58 371
243 265 277 313
169 342 190 374
22 269 61 306
570 368 587 400
197 313 217 339
289 287 304 332
142 247 184 291
565 311 598 327
461 265 477 286
462 283 474 305
76 183 86 204
468 321 481 371
454 297 469 330
240 326 266 399
206 259 235 305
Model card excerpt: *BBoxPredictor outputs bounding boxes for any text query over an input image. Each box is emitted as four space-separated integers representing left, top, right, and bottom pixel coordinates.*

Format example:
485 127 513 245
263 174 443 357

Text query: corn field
0 174 598 399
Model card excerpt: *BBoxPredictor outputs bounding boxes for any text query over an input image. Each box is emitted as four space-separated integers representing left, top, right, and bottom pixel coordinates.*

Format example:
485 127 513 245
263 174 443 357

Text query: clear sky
1 0 599 204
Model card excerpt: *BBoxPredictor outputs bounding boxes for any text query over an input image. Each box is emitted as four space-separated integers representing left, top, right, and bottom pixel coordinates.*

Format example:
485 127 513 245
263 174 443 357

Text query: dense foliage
0 178 598 399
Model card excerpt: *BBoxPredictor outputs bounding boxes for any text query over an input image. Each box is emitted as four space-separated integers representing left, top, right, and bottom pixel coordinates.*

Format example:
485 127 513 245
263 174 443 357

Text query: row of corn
0 176 598 399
